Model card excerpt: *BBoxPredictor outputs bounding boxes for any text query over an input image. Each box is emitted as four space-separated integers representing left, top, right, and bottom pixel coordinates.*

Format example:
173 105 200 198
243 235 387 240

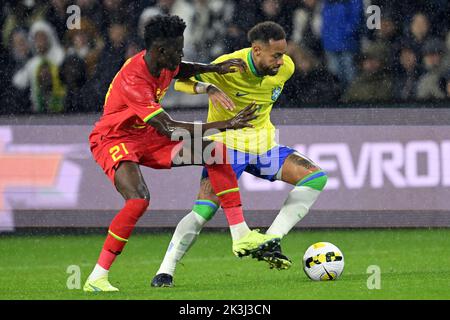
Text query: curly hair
247 21 286 44
144 14 186 49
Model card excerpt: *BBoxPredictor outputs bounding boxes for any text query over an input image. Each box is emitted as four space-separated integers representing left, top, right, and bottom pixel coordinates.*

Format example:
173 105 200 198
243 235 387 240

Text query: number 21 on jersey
109 143 129 162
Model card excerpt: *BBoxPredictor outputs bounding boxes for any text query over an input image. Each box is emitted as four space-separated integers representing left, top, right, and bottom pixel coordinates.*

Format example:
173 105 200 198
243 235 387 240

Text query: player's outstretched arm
174 79 235 111
147 102 256 138
175 58 247 79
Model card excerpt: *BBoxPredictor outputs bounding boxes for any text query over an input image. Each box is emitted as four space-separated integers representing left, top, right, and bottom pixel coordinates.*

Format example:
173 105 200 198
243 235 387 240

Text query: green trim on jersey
143 108 164 122
246 50 262 78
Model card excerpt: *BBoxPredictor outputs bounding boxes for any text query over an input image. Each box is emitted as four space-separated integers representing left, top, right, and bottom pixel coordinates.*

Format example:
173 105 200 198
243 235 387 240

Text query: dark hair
144 14 186 49
247 21 286 44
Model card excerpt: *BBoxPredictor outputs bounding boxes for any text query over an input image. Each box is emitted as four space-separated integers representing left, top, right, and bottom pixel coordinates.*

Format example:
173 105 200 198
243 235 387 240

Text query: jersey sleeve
121 80 164 122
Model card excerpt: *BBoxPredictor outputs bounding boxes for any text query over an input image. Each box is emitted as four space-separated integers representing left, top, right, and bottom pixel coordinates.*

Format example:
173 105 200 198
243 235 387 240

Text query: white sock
266 186 321 237
230 221 251 241
88 264 108 280
157 211 207 276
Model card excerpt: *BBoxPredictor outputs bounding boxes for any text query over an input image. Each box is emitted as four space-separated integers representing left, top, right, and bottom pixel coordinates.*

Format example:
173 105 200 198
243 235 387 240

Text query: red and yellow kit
89 50 183 184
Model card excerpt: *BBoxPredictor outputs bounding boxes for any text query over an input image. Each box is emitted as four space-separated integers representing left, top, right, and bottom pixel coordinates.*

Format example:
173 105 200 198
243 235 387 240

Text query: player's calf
267 153 327 238
85 162 151 290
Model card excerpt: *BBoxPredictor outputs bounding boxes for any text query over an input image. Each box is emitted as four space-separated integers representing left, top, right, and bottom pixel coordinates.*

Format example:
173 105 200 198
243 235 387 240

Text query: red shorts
89 127 184 184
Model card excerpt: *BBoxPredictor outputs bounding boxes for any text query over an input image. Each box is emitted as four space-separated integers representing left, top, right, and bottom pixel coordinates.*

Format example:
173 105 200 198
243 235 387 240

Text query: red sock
205 143 244 226
97 249 117 270
97 199 149 270
222 206 244 225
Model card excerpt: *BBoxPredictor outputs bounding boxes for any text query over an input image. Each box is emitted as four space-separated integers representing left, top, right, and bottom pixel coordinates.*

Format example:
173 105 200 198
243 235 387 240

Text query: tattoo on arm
288 154 318 170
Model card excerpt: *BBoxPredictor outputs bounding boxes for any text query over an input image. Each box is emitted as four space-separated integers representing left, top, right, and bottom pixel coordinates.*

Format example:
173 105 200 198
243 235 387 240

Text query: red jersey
91 50 179 139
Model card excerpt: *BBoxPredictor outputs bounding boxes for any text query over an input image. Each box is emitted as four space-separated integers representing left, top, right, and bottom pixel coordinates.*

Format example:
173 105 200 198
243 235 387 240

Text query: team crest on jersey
155 88 168 102
271 86 282 101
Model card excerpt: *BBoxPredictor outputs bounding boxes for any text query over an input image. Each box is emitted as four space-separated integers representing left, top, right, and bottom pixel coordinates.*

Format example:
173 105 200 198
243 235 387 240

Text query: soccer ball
302 242 344 281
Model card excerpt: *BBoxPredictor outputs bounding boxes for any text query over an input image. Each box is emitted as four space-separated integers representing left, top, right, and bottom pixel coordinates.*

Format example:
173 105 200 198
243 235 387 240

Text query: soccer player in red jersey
83 15 280 292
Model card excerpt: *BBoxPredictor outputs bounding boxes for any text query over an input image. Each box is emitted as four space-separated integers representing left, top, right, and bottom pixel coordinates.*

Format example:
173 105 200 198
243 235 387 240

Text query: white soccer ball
302 242 344 281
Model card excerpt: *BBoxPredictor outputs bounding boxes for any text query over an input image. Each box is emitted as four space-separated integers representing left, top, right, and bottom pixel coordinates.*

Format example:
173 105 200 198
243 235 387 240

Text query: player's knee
198 190 218 202
138 183 151 200
198 178 215 197
123 183 150 201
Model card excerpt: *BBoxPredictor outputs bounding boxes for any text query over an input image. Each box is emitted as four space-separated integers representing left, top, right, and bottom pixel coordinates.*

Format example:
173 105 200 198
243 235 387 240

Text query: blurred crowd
0 0 450 115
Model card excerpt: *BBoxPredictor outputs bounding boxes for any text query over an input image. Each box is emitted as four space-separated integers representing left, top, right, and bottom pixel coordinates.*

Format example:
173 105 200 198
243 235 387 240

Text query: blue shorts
201 145 296 181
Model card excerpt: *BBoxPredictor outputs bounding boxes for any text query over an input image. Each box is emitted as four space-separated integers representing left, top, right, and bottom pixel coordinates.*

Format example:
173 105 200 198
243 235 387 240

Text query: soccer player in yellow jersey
152 21 328 287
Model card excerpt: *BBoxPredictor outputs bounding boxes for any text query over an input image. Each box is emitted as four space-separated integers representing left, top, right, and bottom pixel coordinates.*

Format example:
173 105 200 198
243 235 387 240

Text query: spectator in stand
1 0 450 112
2 0 47 49
281 45 340 104
102 0 124 26
124 37 143 60
443 69 450 98
290 0 323 60
9 28 33 72
85 22 128 111
2 28 33 113
34 59 66 113
225 0 262 53
189 0 234 62
403 13 432 65
372 13 402 73
45 0 70 41
0 28 32 114
372 0 449 39
416 38 447 100
259 0 294 38
321 0 364 88
102 0 139 35
59 54 87 113
74 0 104 35
138 0 195 59
64 18 105 79
12 20 65 113
343 42 394 102
442 30 450 70
225 0 298 54
0 46 8 114
394 43 422 101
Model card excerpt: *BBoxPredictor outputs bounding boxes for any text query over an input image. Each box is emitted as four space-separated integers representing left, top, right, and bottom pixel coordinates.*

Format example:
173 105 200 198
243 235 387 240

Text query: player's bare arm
175 79 236 111
146 102 257 138
175 58 247 79
204 84 236 111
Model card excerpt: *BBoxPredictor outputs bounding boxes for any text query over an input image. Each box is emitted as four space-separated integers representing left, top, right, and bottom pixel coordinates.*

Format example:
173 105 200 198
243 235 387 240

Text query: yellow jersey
194 47 295 154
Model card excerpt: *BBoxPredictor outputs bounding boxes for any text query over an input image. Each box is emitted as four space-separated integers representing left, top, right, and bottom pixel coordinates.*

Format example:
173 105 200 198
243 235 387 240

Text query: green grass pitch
1 229 450 300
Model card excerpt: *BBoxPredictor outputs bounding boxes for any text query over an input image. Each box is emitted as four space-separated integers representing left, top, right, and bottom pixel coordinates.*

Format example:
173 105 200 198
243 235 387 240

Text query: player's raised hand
214 58 247 74
227 102 258 129
206 84 235 111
